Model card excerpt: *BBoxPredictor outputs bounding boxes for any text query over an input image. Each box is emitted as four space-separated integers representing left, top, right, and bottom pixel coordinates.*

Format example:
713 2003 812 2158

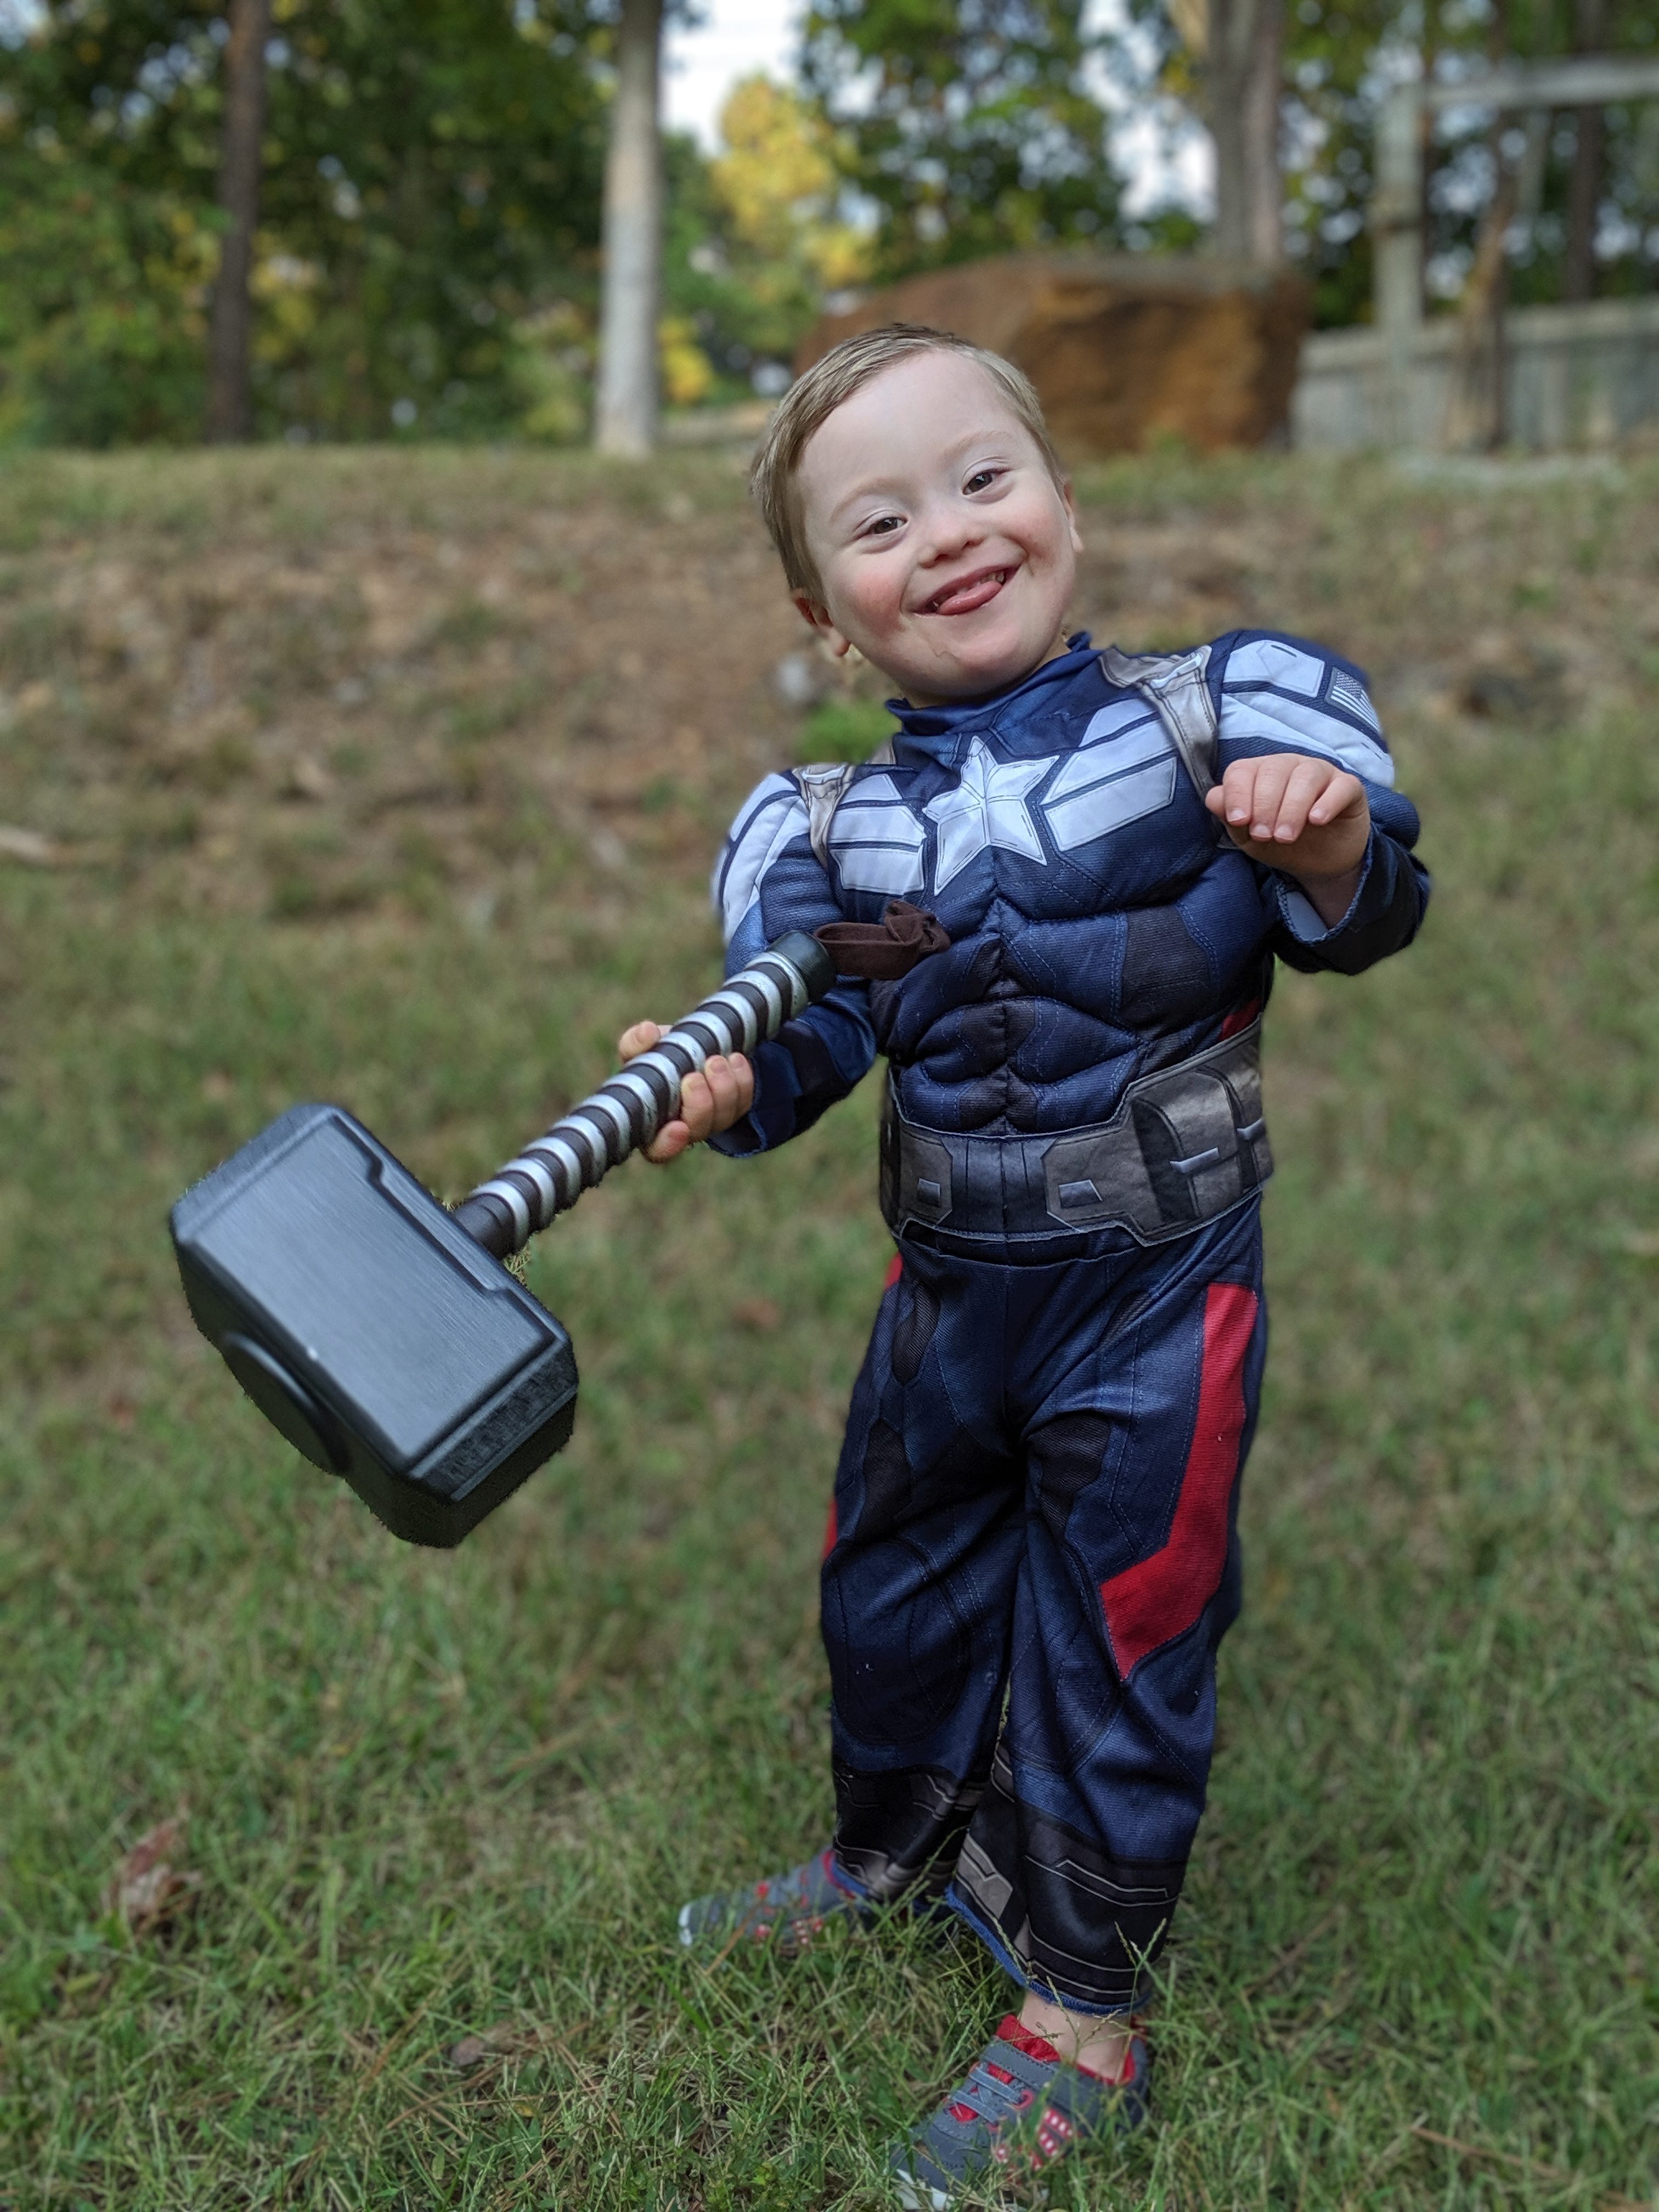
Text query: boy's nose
916 498 982 567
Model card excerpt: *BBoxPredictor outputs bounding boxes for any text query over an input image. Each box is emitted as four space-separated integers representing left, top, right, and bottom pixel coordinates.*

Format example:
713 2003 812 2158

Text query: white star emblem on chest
924 736 1052 891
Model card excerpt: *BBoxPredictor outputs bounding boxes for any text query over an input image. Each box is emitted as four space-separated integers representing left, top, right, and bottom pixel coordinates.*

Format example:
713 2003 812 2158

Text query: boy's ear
792 591 854 660
1060 476 1084 557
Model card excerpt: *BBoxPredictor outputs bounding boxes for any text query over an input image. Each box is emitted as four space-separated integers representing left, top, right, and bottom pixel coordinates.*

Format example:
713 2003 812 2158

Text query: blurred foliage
0 0 608 444
506 297 595 442
0 145 216 444
658 311 716 406
1145 0 1659 328
0 3 874 442
3 0 1655 444
1288 0 1658 327
795 695 896 762
799 0 1126 279
711 75 868 294
663 76 872 390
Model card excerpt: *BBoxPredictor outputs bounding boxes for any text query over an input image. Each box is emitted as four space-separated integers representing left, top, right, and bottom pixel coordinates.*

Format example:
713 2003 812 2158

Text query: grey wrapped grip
453 931 836 1257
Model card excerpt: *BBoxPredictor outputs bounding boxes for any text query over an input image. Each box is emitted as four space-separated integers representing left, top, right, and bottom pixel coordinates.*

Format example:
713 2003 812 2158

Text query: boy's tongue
926 567 1006 617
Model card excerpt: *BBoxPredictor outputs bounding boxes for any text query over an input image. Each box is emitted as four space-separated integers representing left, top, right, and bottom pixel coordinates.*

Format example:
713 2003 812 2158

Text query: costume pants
821 1200 1266 2014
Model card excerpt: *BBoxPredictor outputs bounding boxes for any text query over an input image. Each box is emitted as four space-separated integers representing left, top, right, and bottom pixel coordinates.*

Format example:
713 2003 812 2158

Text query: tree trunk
1419 0 1440 314
595 0 663 457
1444 0 1515 451
1239 0 1284 263
1563 0 1609 302
1443 158 1518 449
1205 0 1284 264
206 0 270 444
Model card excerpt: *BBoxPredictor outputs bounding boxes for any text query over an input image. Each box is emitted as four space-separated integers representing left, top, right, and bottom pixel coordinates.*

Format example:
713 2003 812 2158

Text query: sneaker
678 1846 873 1955
891 2014 1149 2208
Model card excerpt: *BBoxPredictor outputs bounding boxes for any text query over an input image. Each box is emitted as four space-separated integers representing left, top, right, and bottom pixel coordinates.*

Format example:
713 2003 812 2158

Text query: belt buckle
901 1130 953 1226
883 1082 953 1231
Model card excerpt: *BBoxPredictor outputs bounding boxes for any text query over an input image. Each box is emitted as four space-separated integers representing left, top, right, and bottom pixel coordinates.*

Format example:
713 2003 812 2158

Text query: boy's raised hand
1205 754 1370 925
617 1021 755 1163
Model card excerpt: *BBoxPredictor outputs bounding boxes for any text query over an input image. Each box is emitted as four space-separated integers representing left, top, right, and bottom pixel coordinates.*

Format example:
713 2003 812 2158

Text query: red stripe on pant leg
822 1494 838 1559
1099 1282 1257 1678
884 1251 904 1291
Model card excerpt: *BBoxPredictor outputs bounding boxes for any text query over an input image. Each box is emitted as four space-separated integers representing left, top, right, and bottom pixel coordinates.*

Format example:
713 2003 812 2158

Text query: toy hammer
170 933 836 1547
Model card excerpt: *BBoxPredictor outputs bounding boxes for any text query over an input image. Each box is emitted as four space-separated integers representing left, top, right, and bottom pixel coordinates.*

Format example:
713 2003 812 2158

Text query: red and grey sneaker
890 2015 1149 2208
677 1846 874 1955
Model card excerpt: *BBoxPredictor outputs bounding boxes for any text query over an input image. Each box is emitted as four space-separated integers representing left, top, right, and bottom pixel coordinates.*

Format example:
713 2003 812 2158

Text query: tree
595 0 662 454
205 0 270 441
709 75 867 294
0 153 215 445
594 8 849 449
1563 0 1608 300
1169 0 1285 262
1181 0 1659 326
661 75 868 389
0 0 608 443
800 0 1124 280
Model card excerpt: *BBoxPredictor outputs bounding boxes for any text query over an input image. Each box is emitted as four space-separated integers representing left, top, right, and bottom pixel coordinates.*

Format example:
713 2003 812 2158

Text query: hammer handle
453 931 837 1259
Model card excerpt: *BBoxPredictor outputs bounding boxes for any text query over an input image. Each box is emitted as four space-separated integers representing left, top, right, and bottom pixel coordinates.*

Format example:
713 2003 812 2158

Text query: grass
795 699 898 764
1 445 1656 2210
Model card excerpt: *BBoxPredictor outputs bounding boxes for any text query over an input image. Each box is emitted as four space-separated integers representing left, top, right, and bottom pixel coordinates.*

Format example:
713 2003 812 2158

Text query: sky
663 0 805 149
662 0 1213 217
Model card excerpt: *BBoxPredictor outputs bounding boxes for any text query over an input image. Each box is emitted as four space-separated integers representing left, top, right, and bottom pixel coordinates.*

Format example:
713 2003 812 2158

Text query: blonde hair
750 324 1064 600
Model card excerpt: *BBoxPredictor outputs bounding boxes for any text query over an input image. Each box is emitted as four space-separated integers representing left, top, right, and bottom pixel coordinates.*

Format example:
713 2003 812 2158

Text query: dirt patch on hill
2 446 1655 924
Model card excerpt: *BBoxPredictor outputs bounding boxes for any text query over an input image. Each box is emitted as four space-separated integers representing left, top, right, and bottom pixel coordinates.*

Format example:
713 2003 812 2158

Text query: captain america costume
707 628 1428 2014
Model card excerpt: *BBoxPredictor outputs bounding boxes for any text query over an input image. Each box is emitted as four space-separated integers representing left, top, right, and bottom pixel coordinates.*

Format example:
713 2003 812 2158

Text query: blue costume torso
707 629 1428 2014
713 629 1427 1160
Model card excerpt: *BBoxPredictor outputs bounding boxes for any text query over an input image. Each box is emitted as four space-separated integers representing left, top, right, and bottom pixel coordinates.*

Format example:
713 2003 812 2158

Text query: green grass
796 699 898 764
1 448 1657 2210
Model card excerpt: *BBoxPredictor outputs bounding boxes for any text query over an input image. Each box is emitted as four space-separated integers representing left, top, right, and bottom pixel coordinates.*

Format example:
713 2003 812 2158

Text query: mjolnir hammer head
170 932 836 1548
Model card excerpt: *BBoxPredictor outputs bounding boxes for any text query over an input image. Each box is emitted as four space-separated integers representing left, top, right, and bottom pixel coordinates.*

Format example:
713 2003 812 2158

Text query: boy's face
791 350 1084 707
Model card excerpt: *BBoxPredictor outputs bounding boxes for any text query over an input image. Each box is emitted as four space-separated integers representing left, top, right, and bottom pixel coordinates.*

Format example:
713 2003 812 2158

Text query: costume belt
879 1021 1272 1249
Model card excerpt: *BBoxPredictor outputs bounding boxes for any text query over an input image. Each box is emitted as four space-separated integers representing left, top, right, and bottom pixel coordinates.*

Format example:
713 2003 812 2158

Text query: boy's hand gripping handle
452 931 837 1258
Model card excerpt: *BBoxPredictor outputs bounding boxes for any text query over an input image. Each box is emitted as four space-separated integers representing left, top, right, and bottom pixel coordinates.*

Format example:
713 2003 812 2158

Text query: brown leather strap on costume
815 900 951 981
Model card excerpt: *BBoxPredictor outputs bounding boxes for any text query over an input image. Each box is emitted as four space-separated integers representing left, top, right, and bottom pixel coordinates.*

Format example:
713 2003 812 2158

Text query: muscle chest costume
709 630 1429 2013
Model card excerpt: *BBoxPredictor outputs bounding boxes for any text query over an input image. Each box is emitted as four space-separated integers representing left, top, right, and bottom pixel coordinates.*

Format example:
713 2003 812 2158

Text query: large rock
794 255 1310 458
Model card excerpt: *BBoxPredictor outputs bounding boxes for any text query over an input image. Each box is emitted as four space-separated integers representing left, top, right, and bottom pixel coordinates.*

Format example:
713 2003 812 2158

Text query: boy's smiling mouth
918 564 1014 617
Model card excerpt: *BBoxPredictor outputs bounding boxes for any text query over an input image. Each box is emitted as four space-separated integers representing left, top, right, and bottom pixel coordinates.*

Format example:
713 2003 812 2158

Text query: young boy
618 325 1428 2203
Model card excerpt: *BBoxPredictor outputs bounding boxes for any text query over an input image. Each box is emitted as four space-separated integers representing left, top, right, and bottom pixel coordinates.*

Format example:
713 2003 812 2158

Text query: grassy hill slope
1 446 1656 2209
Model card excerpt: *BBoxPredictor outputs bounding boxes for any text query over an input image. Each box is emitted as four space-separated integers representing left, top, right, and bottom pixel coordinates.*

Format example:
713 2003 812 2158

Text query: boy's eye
863 514 902 538
964 467 1002 494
